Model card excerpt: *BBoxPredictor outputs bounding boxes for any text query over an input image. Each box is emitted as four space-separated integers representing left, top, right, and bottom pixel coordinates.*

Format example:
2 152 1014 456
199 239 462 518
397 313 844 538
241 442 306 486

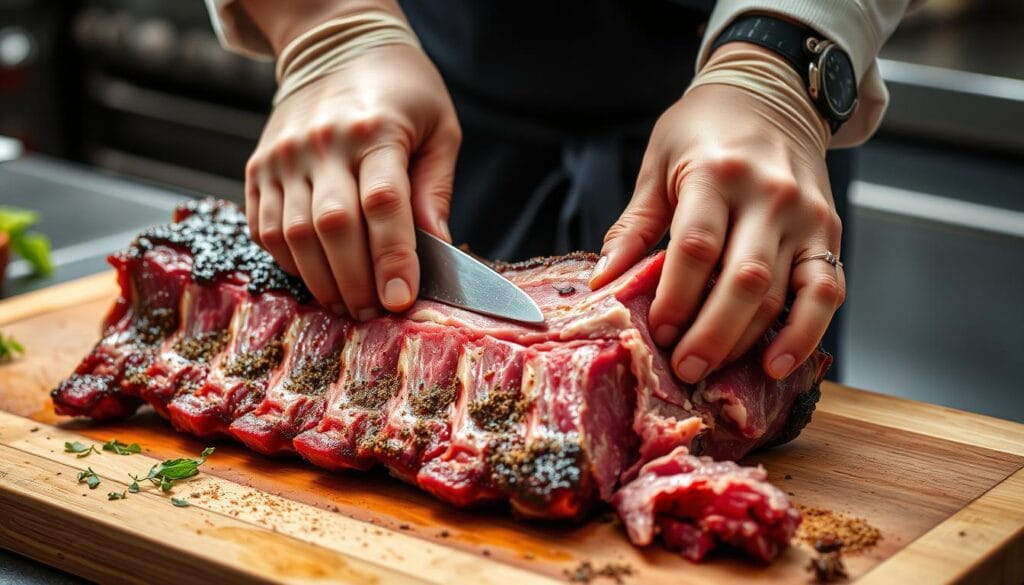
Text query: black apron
401 0 850 363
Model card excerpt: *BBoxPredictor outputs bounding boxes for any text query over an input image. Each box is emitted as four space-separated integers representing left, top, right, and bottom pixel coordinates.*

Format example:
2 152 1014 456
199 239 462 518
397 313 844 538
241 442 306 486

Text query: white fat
560 302 632 340
450 343 483 430
393 335 417 416
620 329 693 413
722 401 749 429
264 312 305 398
520 360 539 430
227 300 248 353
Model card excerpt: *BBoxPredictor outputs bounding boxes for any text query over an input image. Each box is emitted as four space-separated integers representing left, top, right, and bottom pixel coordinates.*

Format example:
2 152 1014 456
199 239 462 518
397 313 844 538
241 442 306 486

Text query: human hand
591 44 846 382
246 43 461 319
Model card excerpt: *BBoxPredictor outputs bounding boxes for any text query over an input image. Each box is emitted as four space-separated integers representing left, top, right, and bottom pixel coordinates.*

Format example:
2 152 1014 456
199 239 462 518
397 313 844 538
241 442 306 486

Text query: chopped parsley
131 447 214 493
64 441 99 458
77 467 100 489
0 332 23 363
102 439 142 456
107 491 127 501
170 497 190 507
0 206 53 276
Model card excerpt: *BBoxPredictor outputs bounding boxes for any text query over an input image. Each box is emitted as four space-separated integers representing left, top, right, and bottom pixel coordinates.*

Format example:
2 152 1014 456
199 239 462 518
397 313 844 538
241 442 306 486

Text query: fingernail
357 307 382 321
653 325 678 347
589 255 609 286
437 220 452 242
329 303 347 315
383 278 411 308
676 355 708 383
769 354 796 379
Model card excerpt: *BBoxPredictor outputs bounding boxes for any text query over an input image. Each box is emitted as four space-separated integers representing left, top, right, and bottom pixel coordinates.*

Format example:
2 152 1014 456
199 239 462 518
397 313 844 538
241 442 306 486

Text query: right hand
246 43 461 320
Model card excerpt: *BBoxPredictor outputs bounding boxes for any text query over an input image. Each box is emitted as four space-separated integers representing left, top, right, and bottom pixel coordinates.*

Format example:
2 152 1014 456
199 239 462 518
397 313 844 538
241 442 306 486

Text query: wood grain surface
1 273 1022 584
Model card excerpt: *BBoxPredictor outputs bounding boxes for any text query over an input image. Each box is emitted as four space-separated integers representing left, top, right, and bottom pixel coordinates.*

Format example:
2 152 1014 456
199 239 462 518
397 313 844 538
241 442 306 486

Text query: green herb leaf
77 467 100 489
0 333 23 362
102 439 142 456
0 207 39 233
128 480 140 493
64 441 99 458
0 332 24 363
137 447 215 493
107 491 127 500
9 231 53 276
0 206 52 277
170 497 190 507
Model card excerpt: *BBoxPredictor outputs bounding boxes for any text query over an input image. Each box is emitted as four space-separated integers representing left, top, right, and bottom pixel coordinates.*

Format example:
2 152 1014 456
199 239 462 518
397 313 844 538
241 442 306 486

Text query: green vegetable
170 497 190 507
108 491 127 501
0 332 23 362
64 441 99 458
102 439 142 456
132 447 214 494
77 467 101 489
0 206 53 276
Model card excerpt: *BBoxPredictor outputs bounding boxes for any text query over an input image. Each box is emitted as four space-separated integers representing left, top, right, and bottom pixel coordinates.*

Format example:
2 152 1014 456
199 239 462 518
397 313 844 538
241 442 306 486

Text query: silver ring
794 250 843 269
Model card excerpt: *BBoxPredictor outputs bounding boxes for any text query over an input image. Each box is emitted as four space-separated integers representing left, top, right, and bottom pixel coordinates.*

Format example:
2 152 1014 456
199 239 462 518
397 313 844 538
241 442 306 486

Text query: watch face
821 47 857 118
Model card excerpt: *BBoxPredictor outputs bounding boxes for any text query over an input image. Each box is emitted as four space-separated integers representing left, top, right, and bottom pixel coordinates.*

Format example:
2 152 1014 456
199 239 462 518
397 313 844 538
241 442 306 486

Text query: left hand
590 46 846 383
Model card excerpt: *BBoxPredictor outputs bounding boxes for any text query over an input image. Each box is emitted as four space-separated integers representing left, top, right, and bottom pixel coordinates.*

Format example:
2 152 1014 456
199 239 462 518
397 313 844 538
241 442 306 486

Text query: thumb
589 161 671 289
409 122 461 243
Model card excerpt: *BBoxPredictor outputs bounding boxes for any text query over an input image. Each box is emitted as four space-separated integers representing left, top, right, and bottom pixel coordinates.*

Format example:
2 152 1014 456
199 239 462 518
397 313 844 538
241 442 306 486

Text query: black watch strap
709 15 854 133
709 15 814 75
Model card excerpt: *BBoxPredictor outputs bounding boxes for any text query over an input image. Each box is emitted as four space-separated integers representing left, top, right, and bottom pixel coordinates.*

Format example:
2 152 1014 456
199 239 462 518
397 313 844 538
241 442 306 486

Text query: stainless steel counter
0 156 186 584
0 156 189 299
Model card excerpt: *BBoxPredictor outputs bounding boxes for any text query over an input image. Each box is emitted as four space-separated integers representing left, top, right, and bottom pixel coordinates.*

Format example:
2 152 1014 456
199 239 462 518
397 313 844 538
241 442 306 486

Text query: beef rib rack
52 199 828 562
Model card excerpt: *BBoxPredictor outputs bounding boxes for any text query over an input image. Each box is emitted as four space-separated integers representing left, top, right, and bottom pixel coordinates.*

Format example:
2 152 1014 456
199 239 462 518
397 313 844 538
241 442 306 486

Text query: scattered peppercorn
797 506 880 554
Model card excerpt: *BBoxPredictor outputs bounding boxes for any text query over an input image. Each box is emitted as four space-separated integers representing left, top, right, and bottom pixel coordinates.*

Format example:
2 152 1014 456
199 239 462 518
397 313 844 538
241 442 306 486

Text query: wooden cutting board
1 273 1022 585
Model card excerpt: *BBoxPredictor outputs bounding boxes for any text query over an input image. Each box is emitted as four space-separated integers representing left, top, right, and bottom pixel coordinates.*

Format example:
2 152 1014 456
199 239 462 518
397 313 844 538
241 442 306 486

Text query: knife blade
415 229 544 324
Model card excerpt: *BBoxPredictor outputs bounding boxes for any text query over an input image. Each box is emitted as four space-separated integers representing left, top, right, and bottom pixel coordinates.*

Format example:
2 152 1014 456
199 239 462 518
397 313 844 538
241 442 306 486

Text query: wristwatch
710 15 858 133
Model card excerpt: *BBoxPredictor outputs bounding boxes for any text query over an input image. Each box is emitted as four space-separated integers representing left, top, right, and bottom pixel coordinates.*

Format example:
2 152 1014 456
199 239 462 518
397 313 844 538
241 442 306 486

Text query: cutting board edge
0 271 117 326
855 467 1024 585
0 410 563 585
0 440 429 585
818 383 1024 458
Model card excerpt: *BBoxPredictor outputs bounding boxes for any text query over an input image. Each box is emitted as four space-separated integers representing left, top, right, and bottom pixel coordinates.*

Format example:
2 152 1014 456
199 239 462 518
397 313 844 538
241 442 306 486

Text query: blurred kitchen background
1 0 1022 424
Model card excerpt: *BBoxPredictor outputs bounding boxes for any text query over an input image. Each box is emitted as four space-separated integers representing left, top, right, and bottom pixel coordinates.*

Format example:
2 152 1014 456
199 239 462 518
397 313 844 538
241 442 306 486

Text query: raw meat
51 200 828 561
612 447 801 562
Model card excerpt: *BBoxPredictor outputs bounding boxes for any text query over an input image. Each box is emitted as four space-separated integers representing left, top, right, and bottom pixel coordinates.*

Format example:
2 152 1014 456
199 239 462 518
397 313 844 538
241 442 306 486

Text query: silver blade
416 229 544 324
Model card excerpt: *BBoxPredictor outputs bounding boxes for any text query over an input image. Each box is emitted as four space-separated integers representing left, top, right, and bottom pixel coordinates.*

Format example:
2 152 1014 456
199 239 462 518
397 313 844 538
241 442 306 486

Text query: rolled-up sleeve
204 0 274 59
697 0 915 148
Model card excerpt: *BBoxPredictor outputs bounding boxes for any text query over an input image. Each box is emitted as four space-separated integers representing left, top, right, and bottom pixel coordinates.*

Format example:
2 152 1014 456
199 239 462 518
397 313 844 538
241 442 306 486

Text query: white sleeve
697 0 917 148
204 0 274 60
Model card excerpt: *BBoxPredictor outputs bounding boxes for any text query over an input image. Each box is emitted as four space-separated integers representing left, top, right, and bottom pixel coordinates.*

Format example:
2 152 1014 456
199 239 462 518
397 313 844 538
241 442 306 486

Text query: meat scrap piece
51 199 828 563
613 447 801 563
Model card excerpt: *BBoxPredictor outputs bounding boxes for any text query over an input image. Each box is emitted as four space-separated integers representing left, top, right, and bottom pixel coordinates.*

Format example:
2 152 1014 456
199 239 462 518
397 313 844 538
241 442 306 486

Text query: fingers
590 160 671 289
648 176 729 347
281 173 344 310
763 244 846 379
723 242 793 365
670 213 781 384
311 160 379 319
358 144 419 313
409 123 460 242
245 167 261 247
256 179 299 275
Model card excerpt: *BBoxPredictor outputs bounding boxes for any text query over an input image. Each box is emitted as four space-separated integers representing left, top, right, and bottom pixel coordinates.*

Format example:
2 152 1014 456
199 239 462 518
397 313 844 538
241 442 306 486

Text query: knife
415 229 544 324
